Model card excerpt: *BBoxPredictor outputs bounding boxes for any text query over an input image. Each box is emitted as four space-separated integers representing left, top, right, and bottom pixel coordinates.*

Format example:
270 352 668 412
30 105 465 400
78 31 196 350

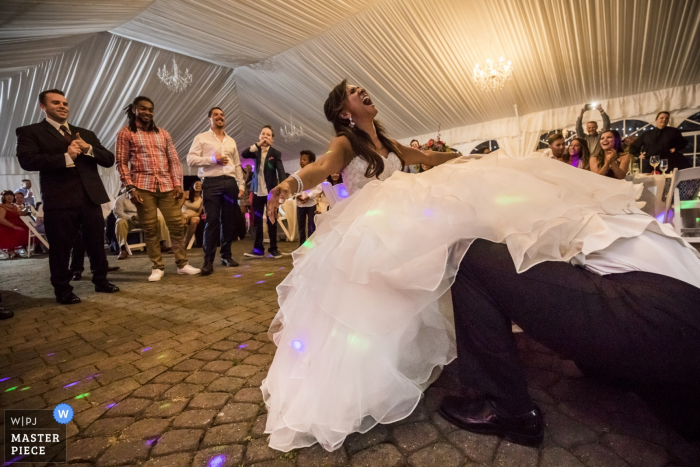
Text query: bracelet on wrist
290 174 304 195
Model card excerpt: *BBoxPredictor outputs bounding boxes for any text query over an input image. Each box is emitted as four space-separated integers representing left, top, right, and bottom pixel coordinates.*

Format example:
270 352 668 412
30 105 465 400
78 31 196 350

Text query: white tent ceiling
2 0 700 173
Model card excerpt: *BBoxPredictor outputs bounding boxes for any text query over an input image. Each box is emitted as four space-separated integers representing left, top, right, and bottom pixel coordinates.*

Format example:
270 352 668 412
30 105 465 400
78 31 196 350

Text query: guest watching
589 130 630 179
116 96 200 281
295 150 323 246
410 139 420 150
186 107 246 275
16 89 119 304
113 188 172 260
630 111 690 173
182 180 203 249
0 190 29 259
240 125 286 259
543 134 569 163
327 173 343 186
576 103 610 154
15 179 35 207
13 191 31 214
568 137 591 169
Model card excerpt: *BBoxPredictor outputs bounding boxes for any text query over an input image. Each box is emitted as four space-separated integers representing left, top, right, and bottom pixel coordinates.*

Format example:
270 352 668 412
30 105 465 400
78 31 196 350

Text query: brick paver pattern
1 240 699 466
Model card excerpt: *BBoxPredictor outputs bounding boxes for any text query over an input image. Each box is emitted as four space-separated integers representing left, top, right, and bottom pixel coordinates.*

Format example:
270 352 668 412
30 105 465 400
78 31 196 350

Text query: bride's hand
267 183 291 224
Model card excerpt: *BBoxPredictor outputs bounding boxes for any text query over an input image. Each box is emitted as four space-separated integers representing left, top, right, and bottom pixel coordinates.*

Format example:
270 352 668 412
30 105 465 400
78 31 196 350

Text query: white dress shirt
186 130 246 190
45 117 93 167
254 144 270 197
294 170 322 208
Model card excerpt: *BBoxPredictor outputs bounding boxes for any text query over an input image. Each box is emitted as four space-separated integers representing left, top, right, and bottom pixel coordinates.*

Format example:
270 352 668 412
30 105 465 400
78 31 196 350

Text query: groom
442 238 700 445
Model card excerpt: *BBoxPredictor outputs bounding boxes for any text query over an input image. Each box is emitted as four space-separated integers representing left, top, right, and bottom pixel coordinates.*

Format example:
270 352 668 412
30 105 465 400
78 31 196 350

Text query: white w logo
58 410 69 418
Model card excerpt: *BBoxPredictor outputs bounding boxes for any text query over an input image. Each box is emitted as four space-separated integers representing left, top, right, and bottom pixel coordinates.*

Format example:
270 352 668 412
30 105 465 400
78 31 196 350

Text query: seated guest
0 190 29 258
182 180 203 248
630 111 689 173
404 140 421 173
295 150 323 246
15 179 35 207
114 190 171 260
410 139 420 150
568 137 590 169
576 103 610 154
589 130 630 179
327 173 343 186
542 134 569 163
13 191 31 214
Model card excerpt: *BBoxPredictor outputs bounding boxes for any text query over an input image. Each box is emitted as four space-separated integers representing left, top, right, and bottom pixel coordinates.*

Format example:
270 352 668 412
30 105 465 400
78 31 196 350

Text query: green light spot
5 386 17 392
20 387 30 391
157 354 165 359
160 403 170 409
303 240 314 249
75 392 90 399
366 209 382 216
494 195 526 205
265 273 273 276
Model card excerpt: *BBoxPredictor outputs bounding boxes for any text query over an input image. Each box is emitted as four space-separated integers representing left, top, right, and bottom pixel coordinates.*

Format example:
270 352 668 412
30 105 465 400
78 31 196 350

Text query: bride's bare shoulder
328 136 355 164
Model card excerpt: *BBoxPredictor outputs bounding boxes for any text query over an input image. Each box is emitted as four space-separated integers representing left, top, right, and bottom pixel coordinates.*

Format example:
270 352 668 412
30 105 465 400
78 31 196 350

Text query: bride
261 80 685 452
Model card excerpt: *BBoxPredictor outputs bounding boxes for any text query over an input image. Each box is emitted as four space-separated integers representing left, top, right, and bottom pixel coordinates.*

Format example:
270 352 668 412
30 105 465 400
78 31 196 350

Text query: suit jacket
16 119 114 210
240 144 286 194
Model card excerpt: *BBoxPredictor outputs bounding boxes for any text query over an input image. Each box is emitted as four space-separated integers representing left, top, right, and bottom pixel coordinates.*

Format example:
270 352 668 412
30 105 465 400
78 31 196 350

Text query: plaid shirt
115 123 183 192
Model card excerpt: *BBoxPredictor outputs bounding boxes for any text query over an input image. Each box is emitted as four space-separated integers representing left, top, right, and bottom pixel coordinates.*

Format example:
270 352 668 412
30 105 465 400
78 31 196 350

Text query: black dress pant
253 193 277 253
451 239 700 435
202 176 239 262
44 190 108 297
297 205 316 246
70 233 85 273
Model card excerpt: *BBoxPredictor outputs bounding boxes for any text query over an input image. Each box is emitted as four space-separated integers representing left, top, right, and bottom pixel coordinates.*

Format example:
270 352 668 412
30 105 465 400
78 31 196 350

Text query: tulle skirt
261 154 693 452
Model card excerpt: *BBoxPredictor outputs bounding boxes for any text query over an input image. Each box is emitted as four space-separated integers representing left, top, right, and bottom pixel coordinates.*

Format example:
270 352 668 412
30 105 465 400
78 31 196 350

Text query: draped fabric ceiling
2 0 700 195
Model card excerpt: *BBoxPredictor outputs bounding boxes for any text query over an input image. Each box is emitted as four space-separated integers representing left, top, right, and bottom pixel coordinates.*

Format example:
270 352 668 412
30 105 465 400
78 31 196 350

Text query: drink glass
631 162 640 175
650 155 660 174
660 159 668 174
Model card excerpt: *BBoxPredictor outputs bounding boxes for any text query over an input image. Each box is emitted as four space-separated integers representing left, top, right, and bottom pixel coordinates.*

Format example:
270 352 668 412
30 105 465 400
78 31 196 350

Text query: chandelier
280 115 304 143
472 57 513 92
157 59 192 92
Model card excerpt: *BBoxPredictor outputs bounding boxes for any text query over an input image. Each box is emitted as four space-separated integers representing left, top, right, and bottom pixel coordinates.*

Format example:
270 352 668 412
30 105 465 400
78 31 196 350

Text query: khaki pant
115 215 172 249
134 188 187 270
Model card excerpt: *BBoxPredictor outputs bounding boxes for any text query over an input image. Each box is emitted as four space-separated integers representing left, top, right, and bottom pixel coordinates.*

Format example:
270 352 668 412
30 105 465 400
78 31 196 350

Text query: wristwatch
125 185 136 193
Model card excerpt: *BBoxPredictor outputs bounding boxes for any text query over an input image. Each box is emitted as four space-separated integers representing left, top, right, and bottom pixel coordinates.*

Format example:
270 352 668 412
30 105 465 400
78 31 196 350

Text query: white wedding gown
260 152 699 452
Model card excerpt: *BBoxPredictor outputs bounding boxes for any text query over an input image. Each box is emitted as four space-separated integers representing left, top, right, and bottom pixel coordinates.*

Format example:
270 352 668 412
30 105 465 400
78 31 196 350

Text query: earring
348 116 355 129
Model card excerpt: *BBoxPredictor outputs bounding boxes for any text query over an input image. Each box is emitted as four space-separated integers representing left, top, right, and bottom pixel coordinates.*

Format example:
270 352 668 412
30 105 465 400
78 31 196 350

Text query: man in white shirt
187 107 246 275
295 150 323 246
15 179 35 207
442 235 700 445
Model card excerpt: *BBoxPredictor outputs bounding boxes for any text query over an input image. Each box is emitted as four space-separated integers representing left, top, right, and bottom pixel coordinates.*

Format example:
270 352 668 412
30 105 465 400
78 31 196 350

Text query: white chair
669 167 700 243
21 216 49 257
125 228 146 255
277 201 296 242
322 182 350 209
663 168 678 223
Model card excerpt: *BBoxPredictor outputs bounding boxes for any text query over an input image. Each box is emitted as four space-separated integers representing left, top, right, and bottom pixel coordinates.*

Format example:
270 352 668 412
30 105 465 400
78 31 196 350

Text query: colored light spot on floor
142 347 151 352
279 267 285 270
238 344 247 349
234 274 242 278
20 387 29 391
265 273 273 276
157 354 166 359
47 353 55 356
64 382 79 388
145 438 158 446
160 403 170 409
106 403 117 409
0 377 9 382
5 386 17 392
256 281 265 284
208 455 226 467
75 393 89 399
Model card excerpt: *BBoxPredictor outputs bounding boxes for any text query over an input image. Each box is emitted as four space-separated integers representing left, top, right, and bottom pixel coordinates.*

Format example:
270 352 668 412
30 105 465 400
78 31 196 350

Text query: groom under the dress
441 237 700 445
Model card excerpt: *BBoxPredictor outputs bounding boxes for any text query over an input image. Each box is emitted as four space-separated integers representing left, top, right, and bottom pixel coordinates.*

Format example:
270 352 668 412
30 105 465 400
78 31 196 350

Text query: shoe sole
438 407 543 447
243 253 264 258
177 271 201 275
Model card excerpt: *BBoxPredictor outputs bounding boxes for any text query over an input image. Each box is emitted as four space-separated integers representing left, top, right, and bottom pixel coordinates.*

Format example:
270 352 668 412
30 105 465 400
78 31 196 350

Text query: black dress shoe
95 283 120 293
106 266 120 272
0 308 13 320
269 249 283 259
220 258 239 267
71 271 82 281
56 293 81 305
439 396 543 447
201 262 214 276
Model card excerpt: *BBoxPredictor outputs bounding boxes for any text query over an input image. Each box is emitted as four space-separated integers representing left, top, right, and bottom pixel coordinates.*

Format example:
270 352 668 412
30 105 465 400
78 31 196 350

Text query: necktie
59 125 73 144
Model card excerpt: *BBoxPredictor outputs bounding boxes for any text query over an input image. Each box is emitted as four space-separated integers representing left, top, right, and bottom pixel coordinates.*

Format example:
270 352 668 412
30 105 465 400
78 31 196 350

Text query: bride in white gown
260 80 698 452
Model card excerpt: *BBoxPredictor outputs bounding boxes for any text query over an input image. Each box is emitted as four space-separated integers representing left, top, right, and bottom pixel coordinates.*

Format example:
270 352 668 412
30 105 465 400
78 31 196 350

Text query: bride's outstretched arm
267 136 353 222
396 143 459 167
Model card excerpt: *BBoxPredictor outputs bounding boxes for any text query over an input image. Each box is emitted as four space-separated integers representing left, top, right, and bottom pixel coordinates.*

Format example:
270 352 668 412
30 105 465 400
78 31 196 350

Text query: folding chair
125 228 146 255
21 216 49 257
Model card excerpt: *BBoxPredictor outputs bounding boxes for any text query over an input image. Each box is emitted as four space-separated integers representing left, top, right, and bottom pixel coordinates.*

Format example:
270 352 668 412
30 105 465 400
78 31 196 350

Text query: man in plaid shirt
115 96 200 281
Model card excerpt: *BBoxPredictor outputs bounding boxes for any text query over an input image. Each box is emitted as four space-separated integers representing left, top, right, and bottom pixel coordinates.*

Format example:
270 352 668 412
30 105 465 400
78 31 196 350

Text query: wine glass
631 162 640 176
660 159 668 175
649 155 660 174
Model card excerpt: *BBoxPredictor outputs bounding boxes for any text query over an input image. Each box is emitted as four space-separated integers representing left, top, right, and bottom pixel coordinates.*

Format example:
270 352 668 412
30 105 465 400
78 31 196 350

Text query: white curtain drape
0 33 241 199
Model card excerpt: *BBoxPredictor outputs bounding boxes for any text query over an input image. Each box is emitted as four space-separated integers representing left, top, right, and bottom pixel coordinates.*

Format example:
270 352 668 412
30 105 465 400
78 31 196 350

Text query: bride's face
342 84 378 122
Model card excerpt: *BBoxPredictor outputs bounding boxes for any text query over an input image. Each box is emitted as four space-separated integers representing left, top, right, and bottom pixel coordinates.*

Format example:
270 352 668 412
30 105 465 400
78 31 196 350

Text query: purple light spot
423 208 433 217
64 381 79 388
234 274 242 278
145 437 158 446
238 344 247 349
0 377 9 382
3 455 25 466
655 212 665 222
47 353 55 356
208 455 226 467
142 347 151 352
279 267 285 270
106 403 117 409
291 340 304 351
256 281 265 284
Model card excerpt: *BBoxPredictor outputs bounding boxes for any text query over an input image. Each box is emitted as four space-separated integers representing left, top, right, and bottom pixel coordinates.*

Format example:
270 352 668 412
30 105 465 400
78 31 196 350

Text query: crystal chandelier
472 57 513 92
157 59 192 92
280 115 304 143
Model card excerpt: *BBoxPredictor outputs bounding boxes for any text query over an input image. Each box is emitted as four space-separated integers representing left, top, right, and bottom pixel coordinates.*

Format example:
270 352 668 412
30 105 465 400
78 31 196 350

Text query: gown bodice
340 152 403 195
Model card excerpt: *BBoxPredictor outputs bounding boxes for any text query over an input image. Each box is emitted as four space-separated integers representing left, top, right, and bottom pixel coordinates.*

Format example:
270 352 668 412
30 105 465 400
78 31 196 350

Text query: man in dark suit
16 89 119 304
630 111 690 173
240 125 286 258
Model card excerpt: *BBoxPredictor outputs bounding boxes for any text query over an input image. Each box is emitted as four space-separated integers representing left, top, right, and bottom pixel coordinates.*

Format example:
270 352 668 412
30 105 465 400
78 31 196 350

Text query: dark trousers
253 193 277 252
44 191 108 297
297 205 316 246
202 176 239 262
70 233 86 273
451 239 700 434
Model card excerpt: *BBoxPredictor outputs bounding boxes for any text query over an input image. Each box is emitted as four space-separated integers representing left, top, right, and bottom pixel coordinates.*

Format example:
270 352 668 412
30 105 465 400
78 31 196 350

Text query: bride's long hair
324 79 402 178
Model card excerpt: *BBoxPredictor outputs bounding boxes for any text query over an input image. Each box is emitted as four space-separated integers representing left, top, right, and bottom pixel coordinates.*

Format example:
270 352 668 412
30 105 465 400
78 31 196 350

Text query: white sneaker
15 248 28 258
149 269 165 282
177 264 201 275
0 250 9 260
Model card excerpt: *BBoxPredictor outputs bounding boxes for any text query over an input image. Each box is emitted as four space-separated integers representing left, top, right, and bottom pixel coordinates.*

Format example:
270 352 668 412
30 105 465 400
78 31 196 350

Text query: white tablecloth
627 173 670 219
